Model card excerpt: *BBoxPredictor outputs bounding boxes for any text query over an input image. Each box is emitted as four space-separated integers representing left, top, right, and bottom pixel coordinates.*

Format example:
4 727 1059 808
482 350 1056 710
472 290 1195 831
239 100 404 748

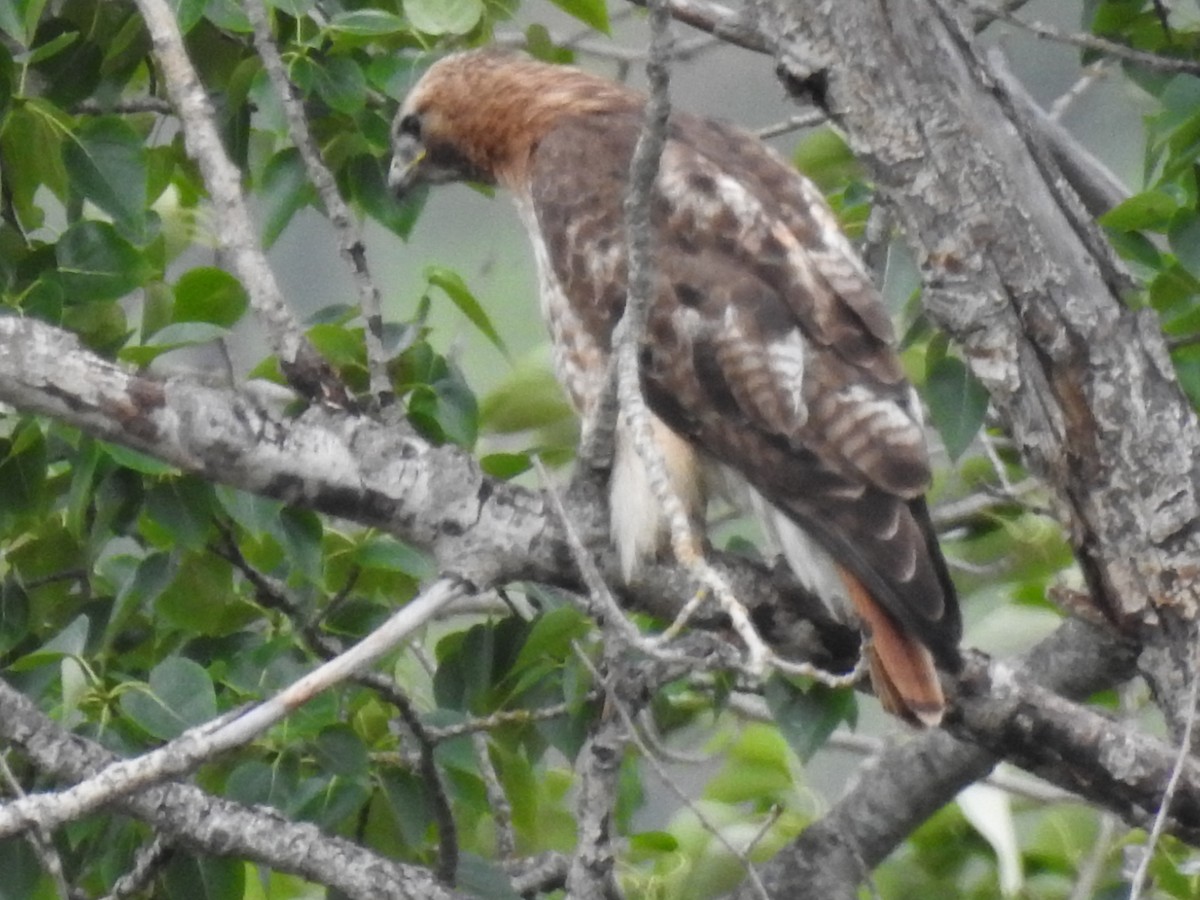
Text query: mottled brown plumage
390 49 962 725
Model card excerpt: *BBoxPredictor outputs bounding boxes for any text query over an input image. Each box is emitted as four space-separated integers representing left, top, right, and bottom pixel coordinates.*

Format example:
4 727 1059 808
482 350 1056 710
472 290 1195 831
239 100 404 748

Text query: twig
245 0 392 407
507 851 569 895
1047 63 1110 122
1068 813 1119 900
472 732 517 860
533 458 701 664
0 578 465 841
574 648 773 900
968 0 1200 75
0 680 466 899
74 97 175 115
215 531 461 884
616 1 777 673
626 0 772 54
99 835 173 900
495 30 720 63
1127 637 1200 898
0 752 72 900
134 0 347 403
755 109 827 140
422 701 579 741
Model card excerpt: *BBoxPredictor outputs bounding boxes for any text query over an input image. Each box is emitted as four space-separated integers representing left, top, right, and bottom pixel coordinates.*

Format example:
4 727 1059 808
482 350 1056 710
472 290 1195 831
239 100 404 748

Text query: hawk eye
397 113 422 140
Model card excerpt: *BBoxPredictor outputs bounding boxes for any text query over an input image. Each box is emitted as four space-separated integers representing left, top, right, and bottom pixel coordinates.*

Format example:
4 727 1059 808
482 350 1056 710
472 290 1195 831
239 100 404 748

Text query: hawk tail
838 566 946 727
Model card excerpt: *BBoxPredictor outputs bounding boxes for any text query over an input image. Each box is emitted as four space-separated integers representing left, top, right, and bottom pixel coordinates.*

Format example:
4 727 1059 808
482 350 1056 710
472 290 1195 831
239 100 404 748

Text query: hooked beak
388 133 427 198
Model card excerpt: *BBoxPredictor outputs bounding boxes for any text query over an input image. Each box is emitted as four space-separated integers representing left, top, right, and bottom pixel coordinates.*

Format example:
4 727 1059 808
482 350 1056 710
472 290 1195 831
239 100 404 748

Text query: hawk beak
389 135 427 198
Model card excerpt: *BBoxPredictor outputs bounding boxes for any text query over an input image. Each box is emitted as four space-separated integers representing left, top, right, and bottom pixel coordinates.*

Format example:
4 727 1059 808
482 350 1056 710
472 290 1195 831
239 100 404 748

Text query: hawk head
389 49 639 198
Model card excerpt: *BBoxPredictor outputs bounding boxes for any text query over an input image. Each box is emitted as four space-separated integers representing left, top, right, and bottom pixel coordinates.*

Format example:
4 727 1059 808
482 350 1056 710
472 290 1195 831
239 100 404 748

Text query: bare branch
473 732 517 860
244 0 392 406
98 836 173 900
74 97 175 115
0 752 72 900
215 532 460 884
754 109 827 139
1127 635 1200 898
133 0 347 402
968 0 1200 75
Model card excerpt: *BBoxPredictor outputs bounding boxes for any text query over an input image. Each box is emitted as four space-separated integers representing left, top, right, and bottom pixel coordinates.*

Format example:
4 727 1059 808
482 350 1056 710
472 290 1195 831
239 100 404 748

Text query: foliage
0 0 1198 898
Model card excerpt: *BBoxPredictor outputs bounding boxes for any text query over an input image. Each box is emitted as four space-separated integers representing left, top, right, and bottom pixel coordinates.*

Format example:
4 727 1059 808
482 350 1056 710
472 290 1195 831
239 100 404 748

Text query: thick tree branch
736 618 1144 899
0 315 851 667
1 314 1194 840
763 0 1200 636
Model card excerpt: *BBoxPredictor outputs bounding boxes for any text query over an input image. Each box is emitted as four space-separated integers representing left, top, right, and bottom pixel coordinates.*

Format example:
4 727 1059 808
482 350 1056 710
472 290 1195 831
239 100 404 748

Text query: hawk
389 49 962 725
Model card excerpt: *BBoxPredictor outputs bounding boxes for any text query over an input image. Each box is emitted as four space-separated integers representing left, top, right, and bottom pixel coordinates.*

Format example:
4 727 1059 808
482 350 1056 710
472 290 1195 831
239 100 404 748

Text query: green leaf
155 554 253 636
120 656 217 740
793 126 862 193
63 117 147 239
143 477 217 551
0 423 47 524
765 676 855 763
172 266 249 327
0 99 70 230
21 28 77 65
201 0 250 33
347 154 426 239
101 442 177 476
1169 210 1200 279
425 265 508 358
326 9 409 36
266 0 316 16
311 55 368 114
121 321 228 366
404 0 484 36
0 44 13 129
55 220 149 302
1099 190 1179 232
925 355 989 461
353 534 434 580
259 148 316 247
307 322 365 368
480 352 573 434
169 0 207 34
480 452 533 479
547 0 610 33
162 853 244 900
704 722 795 803
513 606 589 675
313 724 370 777
6 613 88 674
0 839 44 899
455 853 523 900
105 551 174 645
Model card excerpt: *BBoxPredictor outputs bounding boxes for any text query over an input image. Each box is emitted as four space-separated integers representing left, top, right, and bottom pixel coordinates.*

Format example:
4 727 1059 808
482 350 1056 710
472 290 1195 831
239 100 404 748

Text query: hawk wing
528 108 962 677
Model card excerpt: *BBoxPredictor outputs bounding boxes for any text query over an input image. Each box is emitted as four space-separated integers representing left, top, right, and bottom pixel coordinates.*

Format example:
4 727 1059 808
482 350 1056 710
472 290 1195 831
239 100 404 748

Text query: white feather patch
738 478 849 616
610 417 704 581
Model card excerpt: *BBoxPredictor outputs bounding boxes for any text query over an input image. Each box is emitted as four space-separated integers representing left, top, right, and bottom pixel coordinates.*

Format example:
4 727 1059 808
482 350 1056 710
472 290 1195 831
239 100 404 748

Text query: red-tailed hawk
389 49 962 725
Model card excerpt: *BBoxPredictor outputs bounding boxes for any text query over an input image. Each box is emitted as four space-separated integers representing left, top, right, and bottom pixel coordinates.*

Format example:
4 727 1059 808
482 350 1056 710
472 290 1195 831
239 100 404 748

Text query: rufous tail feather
837 566 945 727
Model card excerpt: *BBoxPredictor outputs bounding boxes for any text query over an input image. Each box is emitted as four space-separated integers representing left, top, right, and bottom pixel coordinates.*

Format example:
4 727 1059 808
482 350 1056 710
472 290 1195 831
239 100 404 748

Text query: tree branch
0 579 464 840
0 680 468 899
244 0 392 406
134 0 347 403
